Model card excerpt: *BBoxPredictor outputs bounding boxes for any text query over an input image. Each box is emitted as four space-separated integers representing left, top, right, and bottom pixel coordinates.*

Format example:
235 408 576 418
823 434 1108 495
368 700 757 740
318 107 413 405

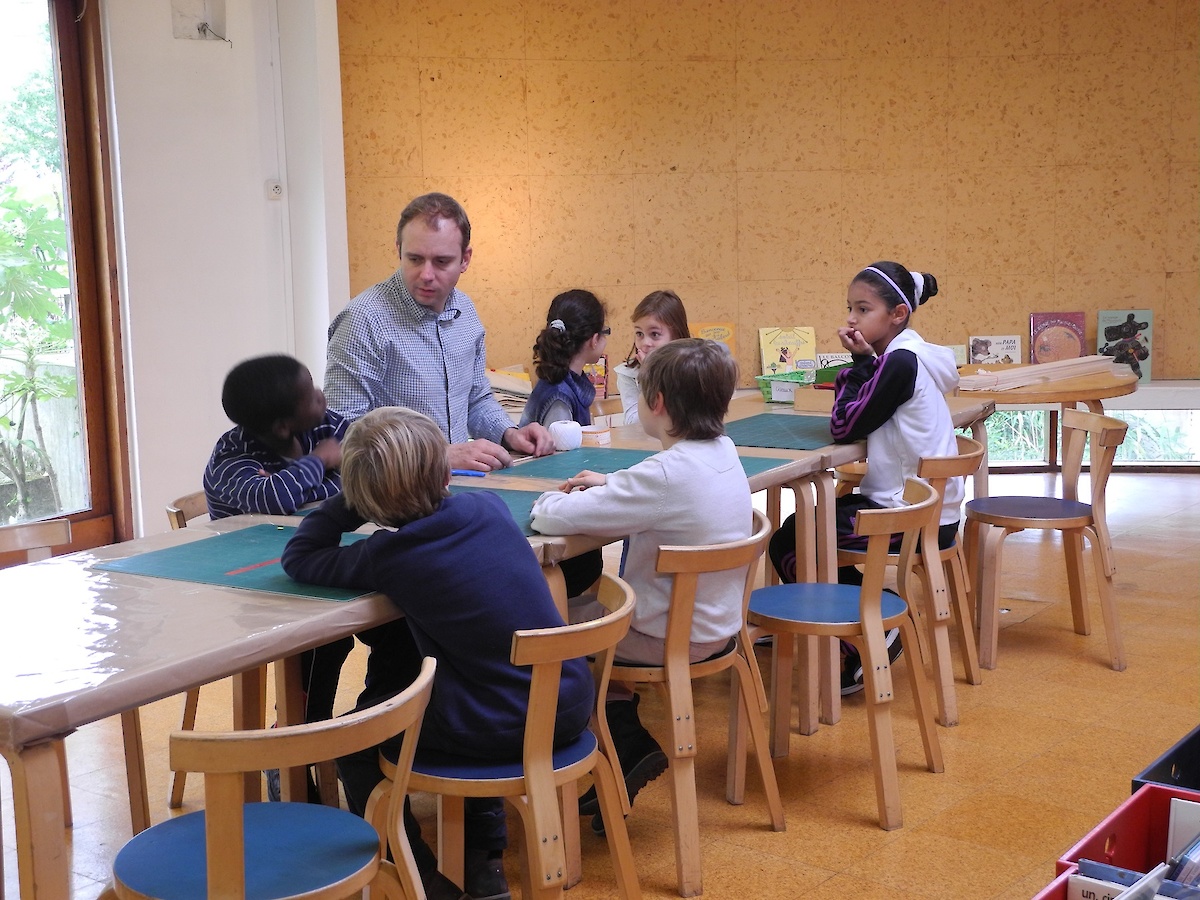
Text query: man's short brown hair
341 407 450 527
638 338 737 441
395 192 471 254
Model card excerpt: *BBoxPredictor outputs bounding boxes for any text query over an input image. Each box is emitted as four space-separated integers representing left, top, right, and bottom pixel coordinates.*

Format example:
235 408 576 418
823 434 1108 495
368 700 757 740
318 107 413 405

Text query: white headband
549 319 566 332
863 266 916 311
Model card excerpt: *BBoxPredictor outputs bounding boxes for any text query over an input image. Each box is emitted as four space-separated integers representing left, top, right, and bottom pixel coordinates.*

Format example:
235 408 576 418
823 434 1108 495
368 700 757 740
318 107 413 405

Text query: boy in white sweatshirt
531 338 751 833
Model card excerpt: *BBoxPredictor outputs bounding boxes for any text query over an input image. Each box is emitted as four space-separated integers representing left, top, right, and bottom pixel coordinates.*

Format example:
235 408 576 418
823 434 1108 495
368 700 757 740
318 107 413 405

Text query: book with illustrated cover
947 344 968 366
968 334 1021 365
759 326 817 377
817 352 853 368
583 354 607 397
693 322 736 357
1031 311 1087 364
1098 309 1153 381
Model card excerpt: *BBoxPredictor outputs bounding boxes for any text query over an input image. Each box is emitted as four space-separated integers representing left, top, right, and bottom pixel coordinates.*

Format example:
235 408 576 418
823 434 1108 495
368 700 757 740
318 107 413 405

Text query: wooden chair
748 480 945 831
590 396 624 424
611 510 784 897
964 407 1129 671
165 490 208 529
100 657 436 900
166 491 235 810
835 436 985 727
0 519 74 892
833 460 867 498
386 573 641 899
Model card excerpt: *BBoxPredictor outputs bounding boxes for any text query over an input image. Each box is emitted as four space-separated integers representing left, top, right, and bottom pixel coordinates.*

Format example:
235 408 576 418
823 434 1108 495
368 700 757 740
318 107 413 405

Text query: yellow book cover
758 326 817 376
693 322 736 357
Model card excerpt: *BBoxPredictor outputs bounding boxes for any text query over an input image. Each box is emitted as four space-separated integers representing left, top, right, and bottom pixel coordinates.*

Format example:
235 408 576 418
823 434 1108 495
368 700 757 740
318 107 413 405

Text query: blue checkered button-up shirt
324 271 513 444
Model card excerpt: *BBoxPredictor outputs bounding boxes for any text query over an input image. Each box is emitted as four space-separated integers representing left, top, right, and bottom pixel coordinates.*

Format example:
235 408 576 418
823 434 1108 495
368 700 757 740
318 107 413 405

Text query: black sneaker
464 849 510 900
847 628 903 692
885 627 903 666
422 867 470 900
841 650 865 696
579 696 668 817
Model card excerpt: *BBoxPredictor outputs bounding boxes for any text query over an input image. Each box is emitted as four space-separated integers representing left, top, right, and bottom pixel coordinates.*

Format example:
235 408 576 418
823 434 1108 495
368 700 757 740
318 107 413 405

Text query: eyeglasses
600 327 611 335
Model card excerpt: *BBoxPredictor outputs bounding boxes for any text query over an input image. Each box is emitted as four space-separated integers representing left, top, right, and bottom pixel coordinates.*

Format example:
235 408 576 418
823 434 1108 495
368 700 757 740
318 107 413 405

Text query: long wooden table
0 515 402 900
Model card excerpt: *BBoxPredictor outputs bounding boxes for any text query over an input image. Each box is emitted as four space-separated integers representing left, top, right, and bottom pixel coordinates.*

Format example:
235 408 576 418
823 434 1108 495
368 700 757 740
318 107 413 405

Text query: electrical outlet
265 179 283 200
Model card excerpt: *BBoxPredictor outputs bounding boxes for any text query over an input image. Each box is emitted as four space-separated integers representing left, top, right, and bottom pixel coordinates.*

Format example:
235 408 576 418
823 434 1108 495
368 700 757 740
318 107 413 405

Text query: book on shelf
583 354 608 397
1098 309 1153 382
758 326 817 377
693 322 736 357
969 334 1022 365
947 343 968 366
817 352 853 368
1031 311 1087 364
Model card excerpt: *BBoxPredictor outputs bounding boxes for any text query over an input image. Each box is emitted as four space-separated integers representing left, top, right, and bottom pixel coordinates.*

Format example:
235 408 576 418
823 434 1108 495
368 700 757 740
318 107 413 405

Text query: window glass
0 0 89 524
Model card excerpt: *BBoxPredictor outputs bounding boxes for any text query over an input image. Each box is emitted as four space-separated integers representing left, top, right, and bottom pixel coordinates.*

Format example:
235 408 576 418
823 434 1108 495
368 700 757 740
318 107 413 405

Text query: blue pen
451 469 487 477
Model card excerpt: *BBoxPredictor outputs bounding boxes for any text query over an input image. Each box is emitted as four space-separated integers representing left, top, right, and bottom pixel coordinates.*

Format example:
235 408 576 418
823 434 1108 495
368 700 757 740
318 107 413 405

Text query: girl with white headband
768 260 962 695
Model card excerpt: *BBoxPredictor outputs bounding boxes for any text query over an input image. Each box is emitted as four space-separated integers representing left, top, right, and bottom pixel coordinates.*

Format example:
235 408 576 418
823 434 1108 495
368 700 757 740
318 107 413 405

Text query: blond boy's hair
341 407 450 526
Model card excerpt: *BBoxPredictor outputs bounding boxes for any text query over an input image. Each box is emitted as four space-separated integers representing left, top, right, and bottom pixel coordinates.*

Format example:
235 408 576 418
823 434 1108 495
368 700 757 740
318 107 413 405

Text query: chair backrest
853 479 938 605
913 432 986 549
166 490 208 530
1060 407 1129 507
655 509 771 653
0 518 72 564
647 510 771 759
509 573 636 887
590 396 624 420
169 657 436 898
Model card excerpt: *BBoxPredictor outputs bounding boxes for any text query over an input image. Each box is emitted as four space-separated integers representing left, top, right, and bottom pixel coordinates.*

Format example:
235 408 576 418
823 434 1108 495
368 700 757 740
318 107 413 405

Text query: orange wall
338 0 1198 383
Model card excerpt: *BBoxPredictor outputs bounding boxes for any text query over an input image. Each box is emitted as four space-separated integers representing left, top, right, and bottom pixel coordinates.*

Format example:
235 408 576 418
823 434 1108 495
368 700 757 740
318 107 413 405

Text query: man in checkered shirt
325 192 554 471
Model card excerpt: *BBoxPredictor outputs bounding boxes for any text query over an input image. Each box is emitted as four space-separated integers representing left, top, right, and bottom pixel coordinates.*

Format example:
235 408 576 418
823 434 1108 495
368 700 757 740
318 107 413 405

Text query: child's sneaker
885 627 903 666
846 628 903 694
840 649 865 695
464 849 510 900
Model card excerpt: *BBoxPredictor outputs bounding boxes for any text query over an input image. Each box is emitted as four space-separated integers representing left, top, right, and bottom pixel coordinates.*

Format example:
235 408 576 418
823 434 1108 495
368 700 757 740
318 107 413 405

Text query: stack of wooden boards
957 355 1122 391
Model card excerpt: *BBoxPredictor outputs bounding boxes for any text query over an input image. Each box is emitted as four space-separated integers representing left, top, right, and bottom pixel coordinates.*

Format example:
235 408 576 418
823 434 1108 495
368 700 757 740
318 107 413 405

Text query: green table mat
447 484 538 535
94 524 369 601
502 447 794 481
725 413 833 451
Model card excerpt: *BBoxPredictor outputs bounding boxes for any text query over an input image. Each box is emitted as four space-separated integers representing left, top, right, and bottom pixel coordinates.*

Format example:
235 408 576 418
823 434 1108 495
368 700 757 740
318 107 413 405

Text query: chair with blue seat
99 656 436 900
388 572 641 899
748 479 944 831
964 407 1129 671
835 435 986 727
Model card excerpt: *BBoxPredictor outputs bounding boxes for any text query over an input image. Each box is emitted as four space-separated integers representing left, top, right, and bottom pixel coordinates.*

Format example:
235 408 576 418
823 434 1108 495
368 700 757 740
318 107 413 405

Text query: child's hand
837 327 872 356
312 438 342 471
560 470 606 492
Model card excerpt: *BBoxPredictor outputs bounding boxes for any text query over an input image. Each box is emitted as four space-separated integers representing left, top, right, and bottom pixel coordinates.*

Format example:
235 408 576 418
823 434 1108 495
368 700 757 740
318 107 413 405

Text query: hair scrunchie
549 319 566 332
910 271 925 304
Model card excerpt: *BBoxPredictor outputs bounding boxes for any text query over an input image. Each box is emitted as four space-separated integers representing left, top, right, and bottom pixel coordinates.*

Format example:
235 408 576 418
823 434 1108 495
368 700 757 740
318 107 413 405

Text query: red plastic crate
1032 866 1075 899
1056 783 1200 875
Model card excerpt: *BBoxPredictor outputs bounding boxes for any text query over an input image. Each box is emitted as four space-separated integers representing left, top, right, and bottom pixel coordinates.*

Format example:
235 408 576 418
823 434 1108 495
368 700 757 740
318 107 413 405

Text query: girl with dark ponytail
519 289 609 428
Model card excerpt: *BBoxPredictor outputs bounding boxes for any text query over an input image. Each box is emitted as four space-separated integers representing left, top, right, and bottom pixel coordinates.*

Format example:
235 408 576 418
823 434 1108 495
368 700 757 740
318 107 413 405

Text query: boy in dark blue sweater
282 406 593 900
